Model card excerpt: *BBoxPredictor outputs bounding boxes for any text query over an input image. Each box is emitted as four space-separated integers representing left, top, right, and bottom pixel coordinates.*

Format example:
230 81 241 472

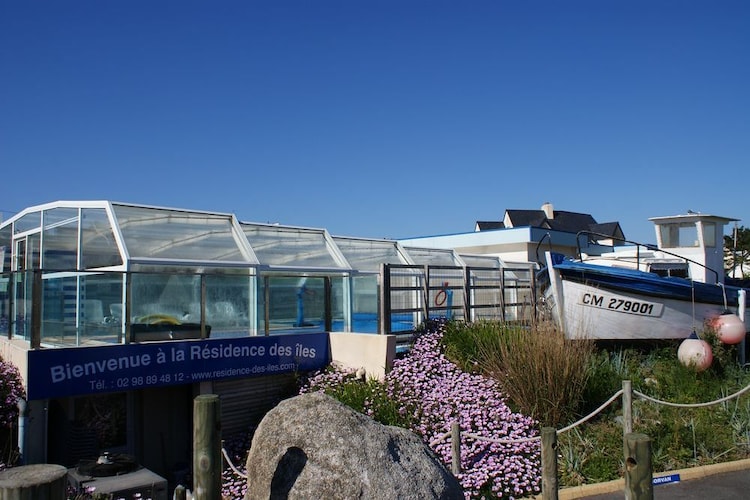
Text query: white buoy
678 331 713 371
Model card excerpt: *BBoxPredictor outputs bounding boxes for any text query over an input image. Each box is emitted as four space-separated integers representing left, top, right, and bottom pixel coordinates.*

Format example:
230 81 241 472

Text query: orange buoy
714 311 746 345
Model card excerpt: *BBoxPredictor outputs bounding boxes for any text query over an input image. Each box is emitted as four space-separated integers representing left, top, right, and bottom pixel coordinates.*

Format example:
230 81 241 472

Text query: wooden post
541 427 558 500
624 433 653 500
450 421 461 475
173 484 187 500
623 380 633 464
194 394 222 500
0 464 67 500
623 380 633 435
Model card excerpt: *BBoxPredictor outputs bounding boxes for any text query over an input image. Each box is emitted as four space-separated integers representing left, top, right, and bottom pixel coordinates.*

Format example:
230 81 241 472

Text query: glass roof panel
113 205 247 262
333 236 409 272
44 207 79 229
81 208 123 268
14 211 41 234
460 254 502 268
403 246 460 266
242 224 345 268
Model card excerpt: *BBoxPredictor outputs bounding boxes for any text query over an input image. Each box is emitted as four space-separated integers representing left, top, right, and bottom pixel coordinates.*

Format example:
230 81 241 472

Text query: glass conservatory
0 201 430 348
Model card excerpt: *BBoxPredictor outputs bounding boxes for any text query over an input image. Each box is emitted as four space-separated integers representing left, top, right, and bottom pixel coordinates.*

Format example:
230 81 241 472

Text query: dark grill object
76 453 139 477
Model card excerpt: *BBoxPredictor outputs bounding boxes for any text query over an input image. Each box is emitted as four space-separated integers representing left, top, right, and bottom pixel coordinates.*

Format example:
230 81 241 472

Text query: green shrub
298 366 416 429
441 320 505 373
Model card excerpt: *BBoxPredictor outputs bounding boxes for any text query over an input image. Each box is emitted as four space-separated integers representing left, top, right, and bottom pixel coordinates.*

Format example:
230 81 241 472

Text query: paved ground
554 458 750 499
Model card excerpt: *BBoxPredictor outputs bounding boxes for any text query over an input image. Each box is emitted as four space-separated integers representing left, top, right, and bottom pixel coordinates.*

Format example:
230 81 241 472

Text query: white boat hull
544 279 730 340
542 252 749 340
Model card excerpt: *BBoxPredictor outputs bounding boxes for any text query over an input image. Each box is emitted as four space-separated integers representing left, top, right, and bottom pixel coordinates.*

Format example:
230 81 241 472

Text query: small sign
652 473 681 486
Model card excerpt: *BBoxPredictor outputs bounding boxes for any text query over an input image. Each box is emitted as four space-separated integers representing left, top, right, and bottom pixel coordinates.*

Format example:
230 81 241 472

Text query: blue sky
1 1 748 244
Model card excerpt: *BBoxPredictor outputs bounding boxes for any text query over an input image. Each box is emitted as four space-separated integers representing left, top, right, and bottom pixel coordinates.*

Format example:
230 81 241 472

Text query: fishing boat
538 213 749 341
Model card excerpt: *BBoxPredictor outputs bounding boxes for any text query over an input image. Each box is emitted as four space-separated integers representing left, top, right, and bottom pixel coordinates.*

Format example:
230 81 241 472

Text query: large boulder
244 391 464 500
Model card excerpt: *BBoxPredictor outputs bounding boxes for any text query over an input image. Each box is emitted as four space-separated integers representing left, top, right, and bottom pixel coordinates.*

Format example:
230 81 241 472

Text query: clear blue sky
1 1 748 244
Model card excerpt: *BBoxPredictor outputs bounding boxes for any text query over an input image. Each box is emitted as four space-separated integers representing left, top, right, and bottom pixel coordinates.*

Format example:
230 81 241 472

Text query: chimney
542 202 554 220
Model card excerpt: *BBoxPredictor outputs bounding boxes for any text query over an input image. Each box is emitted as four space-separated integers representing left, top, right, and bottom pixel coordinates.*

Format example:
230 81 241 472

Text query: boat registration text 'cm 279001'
578 292 664 317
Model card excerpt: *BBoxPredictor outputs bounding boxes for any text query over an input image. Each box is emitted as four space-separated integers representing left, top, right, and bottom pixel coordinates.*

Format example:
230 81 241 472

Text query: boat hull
541 253 749 340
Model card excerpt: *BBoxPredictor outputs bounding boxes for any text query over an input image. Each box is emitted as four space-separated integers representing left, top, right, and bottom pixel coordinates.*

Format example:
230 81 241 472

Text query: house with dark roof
486 202 625 244
403 202 626 264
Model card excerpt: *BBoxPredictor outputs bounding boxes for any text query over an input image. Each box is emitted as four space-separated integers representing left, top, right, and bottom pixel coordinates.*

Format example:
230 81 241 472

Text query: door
12 233 40 339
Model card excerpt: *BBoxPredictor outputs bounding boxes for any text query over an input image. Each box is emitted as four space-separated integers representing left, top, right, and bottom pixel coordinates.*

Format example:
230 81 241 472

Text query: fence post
622 380 633 435
541 427 558 500
451 421 461 475
624 432 653 500
194 394 222 500
623 379 633 465
173 484 187 500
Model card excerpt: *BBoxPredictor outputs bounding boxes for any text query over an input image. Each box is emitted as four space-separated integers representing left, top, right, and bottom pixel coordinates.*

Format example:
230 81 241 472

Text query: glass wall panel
81 209 122 269
0 272 9 336
130 273 202 323
205 273 254 338
114 205 246 262
243 225 343 268
27 233 41 269
43 208 79 270
12 271 32 340
129 272 204 342
0 225 12 272
128 270 253 340
261 276 326 334
40 274 76 344
80 273 124 342
39 272 125 346
350 275 378 333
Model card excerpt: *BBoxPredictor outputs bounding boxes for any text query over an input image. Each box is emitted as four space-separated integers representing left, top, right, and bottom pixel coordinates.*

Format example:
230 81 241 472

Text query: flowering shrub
0 357 25 428
297 320 541 499
389 321 541 498
0 356 26 471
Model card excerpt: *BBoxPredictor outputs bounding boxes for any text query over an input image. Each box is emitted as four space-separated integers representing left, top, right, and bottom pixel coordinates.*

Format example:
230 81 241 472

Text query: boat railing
533 231 554 267
574 230 720 283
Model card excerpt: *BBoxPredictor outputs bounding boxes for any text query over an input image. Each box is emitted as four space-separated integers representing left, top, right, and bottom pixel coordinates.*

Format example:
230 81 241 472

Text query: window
660 223 699 248
701 222 716 247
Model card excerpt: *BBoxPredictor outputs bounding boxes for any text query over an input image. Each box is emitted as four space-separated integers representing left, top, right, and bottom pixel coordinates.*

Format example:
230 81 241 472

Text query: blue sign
27 333 330 400
652 473 680 485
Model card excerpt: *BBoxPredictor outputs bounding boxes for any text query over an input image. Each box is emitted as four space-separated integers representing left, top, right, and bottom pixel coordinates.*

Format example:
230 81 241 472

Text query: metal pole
16 398 26 464
31 270 42 348
738 290 747 367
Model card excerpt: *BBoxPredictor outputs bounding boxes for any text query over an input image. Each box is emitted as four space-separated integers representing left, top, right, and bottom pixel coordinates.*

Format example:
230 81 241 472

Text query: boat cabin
649 213 736 284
